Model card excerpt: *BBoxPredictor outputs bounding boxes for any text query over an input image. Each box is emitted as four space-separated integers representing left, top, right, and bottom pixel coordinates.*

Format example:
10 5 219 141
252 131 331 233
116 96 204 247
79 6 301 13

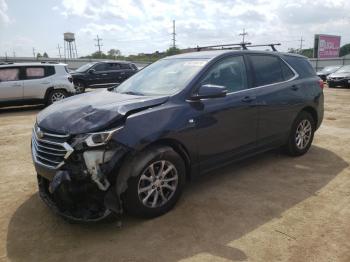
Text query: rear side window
283 55 316 78
120 63 131 70
26 67 45 79
249 55 284 86
0 68 20 82
108 63 121 70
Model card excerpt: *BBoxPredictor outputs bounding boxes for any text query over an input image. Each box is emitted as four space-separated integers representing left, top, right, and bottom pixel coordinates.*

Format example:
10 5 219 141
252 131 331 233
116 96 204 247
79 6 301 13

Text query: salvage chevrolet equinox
31 50 324 222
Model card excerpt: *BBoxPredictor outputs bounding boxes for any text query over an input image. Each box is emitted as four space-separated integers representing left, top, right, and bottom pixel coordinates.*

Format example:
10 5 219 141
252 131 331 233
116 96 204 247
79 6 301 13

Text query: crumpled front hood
37 90 168 135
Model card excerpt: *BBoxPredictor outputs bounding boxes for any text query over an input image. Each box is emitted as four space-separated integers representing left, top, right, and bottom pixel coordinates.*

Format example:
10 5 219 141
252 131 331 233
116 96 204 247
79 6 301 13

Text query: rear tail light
318 79 324 89
68 76 73 83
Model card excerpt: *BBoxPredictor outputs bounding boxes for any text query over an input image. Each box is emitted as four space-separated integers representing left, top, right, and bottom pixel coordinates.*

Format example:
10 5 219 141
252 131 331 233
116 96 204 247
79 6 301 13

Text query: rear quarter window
282 55 316 78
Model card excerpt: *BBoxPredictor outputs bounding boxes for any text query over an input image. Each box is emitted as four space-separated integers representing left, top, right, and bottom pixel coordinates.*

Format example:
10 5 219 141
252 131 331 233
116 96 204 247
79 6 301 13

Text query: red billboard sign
316 35 341 58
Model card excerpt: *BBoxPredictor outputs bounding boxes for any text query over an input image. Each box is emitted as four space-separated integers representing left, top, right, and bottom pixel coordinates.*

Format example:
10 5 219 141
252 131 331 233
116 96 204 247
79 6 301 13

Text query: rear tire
285 111 315 156
47 89 68 105
122 146 186 218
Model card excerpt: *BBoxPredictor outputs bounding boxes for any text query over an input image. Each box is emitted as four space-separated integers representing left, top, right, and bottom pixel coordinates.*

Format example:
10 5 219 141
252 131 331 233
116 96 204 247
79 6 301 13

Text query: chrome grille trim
31 127 74 169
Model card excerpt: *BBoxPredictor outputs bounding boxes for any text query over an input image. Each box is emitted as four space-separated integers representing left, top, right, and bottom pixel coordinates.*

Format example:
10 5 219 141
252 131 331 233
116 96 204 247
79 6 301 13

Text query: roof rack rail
196 42 252 51
0 62 14 65
195 43 281 52
40 61 60 64
247 43 281 52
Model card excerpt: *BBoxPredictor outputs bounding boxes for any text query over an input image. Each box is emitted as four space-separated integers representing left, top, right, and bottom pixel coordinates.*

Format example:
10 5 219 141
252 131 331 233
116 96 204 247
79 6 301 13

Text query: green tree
43 52 49 58
36 53 42 59
340 43 350 57
107 49 121 59
166 47 180 56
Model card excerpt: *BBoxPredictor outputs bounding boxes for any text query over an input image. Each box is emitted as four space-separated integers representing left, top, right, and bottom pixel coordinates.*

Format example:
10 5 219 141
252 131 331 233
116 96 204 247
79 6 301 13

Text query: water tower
64 32 78 59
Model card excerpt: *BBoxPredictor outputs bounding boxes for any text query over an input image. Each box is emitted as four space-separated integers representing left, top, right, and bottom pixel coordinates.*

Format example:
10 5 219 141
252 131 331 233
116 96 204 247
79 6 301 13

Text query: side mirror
191 84 227 100
88 69 95 74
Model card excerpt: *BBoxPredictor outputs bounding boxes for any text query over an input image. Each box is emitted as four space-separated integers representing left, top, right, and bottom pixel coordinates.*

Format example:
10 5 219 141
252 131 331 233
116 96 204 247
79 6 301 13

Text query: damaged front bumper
31 126 130 222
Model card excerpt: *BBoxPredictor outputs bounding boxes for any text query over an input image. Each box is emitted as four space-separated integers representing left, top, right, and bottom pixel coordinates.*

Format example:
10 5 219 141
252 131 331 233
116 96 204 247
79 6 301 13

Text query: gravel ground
0 86 349 262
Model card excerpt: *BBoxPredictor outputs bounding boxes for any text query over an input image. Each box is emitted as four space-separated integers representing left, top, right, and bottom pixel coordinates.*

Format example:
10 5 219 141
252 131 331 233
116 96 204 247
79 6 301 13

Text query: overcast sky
1 0 350 57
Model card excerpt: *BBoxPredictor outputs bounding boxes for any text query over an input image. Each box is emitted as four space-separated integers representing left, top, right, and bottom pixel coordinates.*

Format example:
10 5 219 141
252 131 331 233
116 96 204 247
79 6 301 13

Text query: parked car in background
71 61 138 93
316 65 341 81
32 50 324 222
327 65 350 88
0 62 75 107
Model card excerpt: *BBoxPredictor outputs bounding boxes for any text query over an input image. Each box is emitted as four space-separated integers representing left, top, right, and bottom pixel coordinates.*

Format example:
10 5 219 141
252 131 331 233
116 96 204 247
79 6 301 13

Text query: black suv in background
32 50 324 222
71 61 138 93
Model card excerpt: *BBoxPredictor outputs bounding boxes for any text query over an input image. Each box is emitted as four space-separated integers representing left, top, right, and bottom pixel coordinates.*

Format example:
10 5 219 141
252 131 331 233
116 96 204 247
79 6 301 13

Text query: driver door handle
241 96 256 103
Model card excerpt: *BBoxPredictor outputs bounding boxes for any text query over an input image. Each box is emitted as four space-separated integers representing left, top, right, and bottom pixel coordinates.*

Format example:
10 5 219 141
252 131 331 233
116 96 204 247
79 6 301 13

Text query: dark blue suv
32 50 324 222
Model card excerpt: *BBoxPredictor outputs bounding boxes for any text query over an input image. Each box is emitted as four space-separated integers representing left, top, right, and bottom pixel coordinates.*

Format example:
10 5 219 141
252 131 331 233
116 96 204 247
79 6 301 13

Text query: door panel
192 55 258 170
195 89 258 169
248 54 303 146
23 66 51 99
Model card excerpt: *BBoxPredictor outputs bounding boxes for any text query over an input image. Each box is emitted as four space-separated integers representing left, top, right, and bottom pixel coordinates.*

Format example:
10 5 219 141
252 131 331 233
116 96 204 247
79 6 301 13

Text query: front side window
26 67 45 79
115 58 208 96
94 63 107 71
200 56 248 93
249 55 284 86
0 68 20 82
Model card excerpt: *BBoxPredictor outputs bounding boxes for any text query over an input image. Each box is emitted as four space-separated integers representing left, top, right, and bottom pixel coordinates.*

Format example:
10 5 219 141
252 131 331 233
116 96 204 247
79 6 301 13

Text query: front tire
122 146 186 218
285 111 315 156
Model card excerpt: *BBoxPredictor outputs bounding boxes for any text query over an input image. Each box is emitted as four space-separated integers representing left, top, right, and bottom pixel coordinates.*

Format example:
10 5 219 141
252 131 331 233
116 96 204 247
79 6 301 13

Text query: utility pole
239 28 248 44
13 51 16 58
172 20 176 48
94 35 103 57
5 52 8 61
299 36 304 54
57 44 62 59
32 47 36 59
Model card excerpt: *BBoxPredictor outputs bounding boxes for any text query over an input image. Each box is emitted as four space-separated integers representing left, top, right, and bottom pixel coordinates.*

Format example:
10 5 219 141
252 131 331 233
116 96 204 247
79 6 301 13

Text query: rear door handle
291 85 299 91
11 83 22 87
241 96 256 103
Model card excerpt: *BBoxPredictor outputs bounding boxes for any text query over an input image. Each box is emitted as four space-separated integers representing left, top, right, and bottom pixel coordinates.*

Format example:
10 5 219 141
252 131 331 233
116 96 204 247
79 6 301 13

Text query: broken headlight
73 127 123 148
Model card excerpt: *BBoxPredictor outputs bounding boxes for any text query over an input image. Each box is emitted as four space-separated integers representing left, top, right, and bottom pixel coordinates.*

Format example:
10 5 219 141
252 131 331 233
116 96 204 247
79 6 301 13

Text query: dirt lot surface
0 87 350 262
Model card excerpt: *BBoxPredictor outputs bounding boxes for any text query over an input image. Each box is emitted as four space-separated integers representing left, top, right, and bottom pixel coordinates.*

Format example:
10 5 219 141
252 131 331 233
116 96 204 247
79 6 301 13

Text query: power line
94 35 103 54
239 28 248 44
172 20 176 48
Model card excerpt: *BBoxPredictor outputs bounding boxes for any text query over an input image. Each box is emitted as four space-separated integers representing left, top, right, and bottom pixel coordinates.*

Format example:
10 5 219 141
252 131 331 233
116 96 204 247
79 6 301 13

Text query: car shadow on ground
0 105 44 115
6 146 348 262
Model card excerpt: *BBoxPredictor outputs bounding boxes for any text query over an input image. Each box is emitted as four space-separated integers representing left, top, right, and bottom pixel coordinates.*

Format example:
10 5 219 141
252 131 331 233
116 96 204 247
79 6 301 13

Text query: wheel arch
142 138 192 181
300 106 318 127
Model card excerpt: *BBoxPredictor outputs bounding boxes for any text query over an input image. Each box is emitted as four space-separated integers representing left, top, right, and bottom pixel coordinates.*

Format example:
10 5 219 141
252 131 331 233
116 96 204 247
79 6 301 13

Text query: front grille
31 125 74 169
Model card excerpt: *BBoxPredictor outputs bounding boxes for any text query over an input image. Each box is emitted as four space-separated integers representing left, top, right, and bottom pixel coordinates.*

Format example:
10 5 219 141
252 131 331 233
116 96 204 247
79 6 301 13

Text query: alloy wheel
51 92 66 103
137 160 178 208
295 119 312 150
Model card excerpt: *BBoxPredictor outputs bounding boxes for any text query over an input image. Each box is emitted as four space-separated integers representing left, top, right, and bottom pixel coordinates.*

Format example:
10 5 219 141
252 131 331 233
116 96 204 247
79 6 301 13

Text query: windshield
335 65 350 74
75 63 95 73
115 58 208 96
320 66 340 73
